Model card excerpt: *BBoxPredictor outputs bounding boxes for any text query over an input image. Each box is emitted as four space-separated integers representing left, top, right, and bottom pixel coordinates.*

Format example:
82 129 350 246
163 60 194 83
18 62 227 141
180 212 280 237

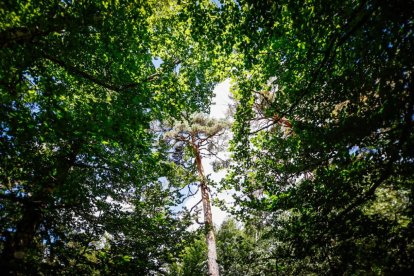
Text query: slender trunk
193 144 220 276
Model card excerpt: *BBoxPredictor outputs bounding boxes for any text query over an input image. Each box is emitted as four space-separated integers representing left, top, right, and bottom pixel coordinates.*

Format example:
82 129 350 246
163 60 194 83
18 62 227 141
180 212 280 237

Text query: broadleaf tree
224 0 414 274
1 0 413 274
0 0 225 274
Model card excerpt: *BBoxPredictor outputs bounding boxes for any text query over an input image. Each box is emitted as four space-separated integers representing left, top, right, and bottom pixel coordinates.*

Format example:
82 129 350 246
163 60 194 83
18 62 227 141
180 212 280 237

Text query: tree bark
193 143 220 276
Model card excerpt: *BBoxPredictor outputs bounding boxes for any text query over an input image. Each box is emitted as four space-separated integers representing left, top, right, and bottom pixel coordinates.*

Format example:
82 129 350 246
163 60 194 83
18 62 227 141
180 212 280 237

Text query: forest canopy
1 0 413 275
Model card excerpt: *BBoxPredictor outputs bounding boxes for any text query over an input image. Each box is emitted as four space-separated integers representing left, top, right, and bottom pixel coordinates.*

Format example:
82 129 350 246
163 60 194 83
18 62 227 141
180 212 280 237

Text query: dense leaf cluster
0 0 221 274
225 0 414 274
1 0 413 275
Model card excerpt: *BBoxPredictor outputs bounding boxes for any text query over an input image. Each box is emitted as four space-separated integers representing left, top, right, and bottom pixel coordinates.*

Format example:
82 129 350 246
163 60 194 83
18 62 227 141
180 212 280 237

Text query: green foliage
0 0 224 274
1 0 413 274
163 112 230 168
225 0 414 274
172 218 281 275
170 233 208 276
216 219 258 275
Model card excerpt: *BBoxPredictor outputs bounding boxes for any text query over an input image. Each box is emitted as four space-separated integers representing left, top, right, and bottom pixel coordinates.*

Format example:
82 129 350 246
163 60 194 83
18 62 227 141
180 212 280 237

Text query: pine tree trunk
193 144 220 276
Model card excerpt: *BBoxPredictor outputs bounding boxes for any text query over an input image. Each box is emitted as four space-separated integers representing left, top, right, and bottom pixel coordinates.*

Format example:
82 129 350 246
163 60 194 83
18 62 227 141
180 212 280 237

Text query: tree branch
189 199 203 214
42 53 126 92
249 2 375 136
42 54 182 93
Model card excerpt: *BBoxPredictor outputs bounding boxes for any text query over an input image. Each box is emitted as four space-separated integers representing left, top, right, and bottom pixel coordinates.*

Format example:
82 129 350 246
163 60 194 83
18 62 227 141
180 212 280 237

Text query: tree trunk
193 144 220 276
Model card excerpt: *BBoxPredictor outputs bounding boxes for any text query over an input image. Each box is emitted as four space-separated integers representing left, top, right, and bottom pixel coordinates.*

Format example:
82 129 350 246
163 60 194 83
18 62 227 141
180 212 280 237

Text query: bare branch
189 199 203 214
